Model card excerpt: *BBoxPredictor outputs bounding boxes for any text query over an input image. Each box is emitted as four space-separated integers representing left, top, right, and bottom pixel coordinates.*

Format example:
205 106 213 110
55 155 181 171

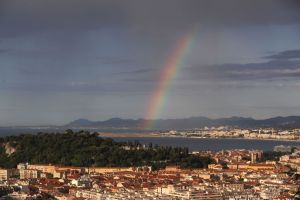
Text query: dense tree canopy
0 131 212 170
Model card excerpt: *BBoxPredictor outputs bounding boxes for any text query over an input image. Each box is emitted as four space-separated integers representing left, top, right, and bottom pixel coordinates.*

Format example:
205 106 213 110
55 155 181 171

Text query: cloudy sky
1 0 300 126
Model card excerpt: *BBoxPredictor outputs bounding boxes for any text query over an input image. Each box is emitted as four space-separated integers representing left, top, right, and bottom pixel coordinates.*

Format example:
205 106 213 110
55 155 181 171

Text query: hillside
65 116 300 129
0 131 212 169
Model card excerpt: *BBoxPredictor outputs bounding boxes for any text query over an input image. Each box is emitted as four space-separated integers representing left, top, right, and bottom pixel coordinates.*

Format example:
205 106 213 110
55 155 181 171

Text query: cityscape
0 131 299 199
1 0 300 199
0 146 300 199
156 127 300 141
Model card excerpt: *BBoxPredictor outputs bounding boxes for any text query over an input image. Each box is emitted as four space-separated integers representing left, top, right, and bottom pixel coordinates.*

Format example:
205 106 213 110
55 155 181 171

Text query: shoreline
98 132 300 143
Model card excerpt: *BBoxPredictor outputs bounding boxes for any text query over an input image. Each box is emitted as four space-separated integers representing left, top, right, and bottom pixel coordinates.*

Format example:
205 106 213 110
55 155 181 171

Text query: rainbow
142 31 196 129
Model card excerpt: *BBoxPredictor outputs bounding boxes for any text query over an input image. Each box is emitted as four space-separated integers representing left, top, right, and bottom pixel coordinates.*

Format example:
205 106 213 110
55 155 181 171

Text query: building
208 164 223 170
165 166 180 172
274 145 293 153
169 189 223 200
53 170 66 179
71 176 92 188
17 163 27 170
75 190 102 200
0 169 18 180
228 163 275 171
250 150 263 163
20 169 41 179
27 164 56 174
89 167 134 174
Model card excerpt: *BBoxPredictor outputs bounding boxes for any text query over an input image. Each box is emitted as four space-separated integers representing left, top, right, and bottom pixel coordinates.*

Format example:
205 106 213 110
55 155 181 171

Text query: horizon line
2 114 300 127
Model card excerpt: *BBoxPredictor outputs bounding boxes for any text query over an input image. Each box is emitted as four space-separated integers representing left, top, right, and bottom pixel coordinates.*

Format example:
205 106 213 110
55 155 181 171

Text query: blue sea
112 137 300 151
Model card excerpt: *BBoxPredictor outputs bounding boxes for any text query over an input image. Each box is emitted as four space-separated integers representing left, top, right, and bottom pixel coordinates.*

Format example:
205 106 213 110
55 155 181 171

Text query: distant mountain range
65 116 300 130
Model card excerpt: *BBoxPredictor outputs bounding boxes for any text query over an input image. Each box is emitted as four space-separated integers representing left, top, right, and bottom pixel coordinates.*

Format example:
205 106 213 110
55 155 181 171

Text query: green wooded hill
0 130 212 170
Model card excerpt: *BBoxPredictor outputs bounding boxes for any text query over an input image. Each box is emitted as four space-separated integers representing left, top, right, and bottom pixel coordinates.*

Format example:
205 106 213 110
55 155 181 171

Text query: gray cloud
0 1 126 37
265 49 300 60
0 0 300 37
116 53 300 83
189 50 300 81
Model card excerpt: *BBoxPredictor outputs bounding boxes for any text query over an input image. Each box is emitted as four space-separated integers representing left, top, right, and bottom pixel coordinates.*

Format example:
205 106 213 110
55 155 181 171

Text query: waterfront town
0 146 299 199
2 0 300 199
157 127 300 141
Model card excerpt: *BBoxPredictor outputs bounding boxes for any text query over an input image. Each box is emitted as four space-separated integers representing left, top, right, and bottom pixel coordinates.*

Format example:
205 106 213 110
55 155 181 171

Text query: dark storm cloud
0 0 126 36
265 50 300 60
1 0 300 37
189 50 300 81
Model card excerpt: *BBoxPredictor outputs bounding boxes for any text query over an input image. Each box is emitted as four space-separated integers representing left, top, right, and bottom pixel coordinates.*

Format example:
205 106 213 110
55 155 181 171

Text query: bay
112 137 300 151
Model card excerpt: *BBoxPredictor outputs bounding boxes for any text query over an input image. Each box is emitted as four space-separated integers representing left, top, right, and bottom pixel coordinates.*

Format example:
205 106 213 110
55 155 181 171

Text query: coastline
98 132 161 138
98 132 300 143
